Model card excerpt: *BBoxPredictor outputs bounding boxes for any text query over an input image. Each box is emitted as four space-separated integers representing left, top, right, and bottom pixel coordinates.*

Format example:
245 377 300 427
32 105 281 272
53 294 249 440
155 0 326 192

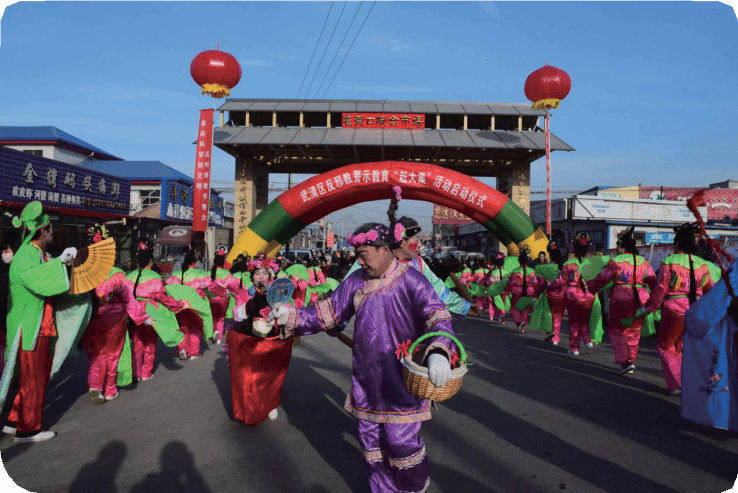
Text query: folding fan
535 263 561 282
69 238 116 294
578 255 611 282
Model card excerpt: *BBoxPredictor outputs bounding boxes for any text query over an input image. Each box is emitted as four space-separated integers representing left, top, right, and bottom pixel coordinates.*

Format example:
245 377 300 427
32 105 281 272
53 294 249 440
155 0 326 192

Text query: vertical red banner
192 109 214 232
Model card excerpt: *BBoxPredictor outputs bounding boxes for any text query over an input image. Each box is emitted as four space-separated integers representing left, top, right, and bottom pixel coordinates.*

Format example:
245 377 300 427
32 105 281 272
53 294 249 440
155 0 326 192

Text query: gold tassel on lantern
532 98 561 110
201 84 231 98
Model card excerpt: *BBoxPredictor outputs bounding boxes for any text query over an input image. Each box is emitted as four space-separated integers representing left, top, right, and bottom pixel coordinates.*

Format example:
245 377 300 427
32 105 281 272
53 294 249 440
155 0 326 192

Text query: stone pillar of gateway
213 98 574 255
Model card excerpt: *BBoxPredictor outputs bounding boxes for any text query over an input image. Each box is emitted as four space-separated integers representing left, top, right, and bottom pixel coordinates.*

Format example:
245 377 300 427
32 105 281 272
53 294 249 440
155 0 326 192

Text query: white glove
427 353 451 387
60 247 78 265
267 305 290 326
143 318 154 326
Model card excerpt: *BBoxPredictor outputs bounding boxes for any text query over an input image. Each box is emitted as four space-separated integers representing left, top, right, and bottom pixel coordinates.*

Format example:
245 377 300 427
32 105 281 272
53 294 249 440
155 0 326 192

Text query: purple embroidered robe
283 259 456 423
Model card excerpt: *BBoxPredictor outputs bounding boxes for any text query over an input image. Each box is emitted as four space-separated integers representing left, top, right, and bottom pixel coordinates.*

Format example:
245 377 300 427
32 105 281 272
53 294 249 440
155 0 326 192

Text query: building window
23 150 43 157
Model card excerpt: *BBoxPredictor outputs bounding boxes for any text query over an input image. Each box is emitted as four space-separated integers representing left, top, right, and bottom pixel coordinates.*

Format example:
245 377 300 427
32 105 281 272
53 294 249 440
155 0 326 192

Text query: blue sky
1 1 737 234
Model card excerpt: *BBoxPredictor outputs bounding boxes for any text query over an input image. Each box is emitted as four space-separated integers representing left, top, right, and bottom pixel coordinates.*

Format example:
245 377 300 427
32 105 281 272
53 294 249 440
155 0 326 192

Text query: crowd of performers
0 194 736 491
440 221 734 405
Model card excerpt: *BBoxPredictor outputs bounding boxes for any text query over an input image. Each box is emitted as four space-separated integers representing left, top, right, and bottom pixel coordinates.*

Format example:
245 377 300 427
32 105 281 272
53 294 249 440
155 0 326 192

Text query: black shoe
617 362 635 375
544 333 555 342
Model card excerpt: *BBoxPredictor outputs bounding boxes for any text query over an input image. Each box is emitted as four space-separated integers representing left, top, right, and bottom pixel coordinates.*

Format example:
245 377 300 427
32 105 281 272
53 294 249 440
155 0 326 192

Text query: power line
297 2 334 99
312 2 363 99
321 1 376 99
305 1 348 100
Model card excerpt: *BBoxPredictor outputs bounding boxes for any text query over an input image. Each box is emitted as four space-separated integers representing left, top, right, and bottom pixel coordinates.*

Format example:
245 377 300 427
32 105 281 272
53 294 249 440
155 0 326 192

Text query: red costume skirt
226 329 293 425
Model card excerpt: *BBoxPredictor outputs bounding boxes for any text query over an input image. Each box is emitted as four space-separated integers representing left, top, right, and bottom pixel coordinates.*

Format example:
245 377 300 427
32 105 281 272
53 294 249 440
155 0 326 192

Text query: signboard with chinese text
0 147 130 216
161 178 223 227
192 109 214 231
572 195 707 223
432 204 475 225
342 113 425 129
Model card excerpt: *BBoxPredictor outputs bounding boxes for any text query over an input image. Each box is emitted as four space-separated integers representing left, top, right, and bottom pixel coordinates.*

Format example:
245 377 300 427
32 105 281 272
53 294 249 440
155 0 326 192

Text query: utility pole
285 173 292 256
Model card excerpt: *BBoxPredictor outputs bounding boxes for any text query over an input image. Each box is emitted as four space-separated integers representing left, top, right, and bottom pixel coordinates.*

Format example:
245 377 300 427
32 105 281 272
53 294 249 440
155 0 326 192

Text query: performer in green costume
1 201 85 443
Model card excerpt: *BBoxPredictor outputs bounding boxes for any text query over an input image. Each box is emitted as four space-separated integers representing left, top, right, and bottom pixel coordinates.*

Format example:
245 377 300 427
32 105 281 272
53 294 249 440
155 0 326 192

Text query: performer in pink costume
486 253 508 323
543 242 567 345
83 225 151 403
128 238 185 380
643 223 714 395
551 234 595 355
588 227 657 374
503 248 543 332
167 249 226 360
208 245 248 345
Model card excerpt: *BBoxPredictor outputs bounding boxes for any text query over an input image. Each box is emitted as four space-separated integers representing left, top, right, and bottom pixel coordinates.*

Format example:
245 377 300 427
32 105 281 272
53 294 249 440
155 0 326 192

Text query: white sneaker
179 349 187 360
188 355 199 360
268 408 279 420
585 342 595 354
14 431 56 443
89 388 106 405
140 374 154 382
552 341 559 346
568 349 579 356
105 392 120 401
3 426 16 436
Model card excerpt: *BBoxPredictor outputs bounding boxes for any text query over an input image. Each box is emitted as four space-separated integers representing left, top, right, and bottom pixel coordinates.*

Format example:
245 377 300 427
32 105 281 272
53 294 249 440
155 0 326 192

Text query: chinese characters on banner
192 109 214 231
0 148 129 215
342 113 425 129
282 162 492 225
432 204 474 225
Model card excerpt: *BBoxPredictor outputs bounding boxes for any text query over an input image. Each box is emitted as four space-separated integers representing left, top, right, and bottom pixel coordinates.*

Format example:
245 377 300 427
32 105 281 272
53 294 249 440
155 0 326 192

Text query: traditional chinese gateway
211 99 575 242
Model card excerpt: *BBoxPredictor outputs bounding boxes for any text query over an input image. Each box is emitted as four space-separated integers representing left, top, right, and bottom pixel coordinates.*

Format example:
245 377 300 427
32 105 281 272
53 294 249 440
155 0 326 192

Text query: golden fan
69 237 117 294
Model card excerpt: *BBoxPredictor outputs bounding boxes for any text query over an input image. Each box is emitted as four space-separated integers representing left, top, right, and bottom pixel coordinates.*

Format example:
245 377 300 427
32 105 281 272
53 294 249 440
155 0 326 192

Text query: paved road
1 315 737 493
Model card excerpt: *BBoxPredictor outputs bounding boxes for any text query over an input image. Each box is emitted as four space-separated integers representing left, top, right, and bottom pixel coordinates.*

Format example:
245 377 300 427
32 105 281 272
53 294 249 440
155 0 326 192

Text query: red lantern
190 47 242 98
524 62 571 110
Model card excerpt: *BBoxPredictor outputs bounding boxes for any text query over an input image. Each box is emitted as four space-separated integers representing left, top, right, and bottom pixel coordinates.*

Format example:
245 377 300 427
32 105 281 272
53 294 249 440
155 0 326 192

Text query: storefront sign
161 178 223 227
0 147 130 216
192 109 214 231
572 195 706 223
342 113 424 129
645 231 676 245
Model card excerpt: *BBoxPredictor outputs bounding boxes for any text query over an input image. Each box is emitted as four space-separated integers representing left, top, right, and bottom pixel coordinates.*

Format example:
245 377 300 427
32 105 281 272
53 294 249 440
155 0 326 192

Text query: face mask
2 252 12 264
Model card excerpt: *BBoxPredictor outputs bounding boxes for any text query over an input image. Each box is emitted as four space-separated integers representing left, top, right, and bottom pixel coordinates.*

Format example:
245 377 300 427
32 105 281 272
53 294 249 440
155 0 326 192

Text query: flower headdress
87 222 111 244
215 244 228 258
573 232 591 247
616 226 636 249
347 223 393 248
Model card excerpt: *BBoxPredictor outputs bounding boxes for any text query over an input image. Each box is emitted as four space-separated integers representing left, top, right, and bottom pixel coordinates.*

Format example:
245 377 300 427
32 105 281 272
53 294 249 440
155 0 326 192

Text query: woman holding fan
126 238 186 382
503 247 544 333
642 223 715 395
588 227 657 375
82 225 152 403
550 234 596 355
167 249 226 360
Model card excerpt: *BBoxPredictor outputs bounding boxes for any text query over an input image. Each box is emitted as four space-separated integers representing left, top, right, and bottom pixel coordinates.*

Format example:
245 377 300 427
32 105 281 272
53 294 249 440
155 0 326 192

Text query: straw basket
401 332 468 402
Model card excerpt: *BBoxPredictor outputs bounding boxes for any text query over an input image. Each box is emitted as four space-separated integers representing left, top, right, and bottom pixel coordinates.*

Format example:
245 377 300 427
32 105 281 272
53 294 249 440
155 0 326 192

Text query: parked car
285 248 312 263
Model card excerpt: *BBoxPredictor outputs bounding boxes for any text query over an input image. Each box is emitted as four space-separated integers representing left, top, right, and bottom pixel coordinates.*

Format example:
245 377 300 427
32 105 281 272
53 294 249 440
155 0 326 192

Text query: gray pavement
1 315 737 493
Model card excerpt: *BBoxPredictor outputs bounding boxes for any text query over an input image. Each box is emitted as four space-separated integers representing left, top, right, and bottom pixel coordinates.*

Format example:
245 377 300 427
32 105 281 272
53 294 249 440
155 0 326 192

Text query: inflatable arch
226 161 548 265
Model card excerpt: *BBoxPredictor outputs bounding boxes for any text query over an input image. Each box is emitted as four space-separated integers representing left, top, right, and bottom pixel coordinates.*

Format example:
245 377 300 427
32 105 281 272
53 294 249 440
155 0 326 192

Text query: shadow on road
280 350 368 493
129 441 211 493
68 440 127 492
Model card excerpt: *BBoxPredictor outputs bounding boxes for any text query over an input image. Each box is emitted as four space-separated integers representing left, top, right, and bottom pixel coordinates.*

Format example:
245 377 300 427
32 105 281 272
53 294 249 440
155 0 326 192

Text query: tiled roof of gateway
217 98 545 116
0 126 121 160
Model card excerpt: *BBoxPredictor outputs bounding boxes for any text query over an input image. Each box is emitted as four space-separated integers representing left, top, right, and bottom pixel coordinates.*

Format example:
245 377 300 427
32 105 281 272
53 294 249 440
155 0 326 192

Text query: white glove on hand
273 305 290 326
60 247 78 265
427 353 451 387
143 318 154 326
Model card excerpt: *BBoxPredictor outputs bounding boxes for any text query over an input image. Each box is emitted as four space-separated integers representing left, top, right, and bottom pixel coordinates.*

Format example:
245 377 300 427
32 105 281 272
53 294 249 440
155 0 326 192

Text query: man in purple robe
273 222 457 493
